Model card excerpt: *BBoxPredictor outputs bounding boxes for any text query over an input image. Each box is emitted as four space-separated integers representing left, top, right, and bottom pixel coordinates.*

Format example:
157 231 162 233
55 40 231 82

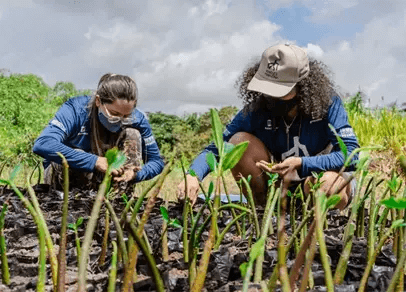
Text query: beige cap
247 44 310 98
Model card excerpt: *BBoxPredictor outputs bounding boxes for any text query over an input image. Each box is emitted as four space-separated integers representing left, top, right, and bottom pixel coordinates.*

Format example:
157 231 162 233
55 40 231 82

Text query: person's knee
305 171 349 210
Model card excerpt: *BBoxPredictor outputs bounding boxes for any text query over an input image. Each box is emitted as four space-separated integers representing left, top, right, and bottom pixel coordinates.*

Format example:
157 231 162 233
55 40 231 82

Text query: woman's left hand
257 157 302 182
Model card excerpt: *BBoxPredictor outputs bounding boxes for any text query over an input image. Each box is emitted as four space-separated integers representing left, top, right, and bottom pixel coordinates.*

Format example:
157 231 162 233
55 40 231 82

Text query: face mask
98 108 122 133
266 96 298 117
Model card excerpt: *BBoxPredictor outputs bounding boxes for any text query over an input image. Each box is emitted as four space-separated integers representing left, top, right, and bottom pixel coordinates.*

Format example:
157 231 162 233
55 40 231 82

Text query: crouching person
33 73 164 192
178 44 359 209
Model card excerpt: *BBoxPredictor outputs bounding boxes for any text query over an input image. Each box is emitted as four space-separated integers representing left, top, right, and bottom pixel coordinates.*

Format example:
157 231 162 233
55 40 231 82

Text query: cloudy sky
1 0 405 114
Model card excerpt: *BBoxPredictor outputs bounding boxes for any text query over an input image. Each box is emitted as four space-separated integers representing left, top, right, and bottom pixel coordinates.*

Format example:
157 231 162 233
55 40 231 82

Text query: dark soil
0 185 399 291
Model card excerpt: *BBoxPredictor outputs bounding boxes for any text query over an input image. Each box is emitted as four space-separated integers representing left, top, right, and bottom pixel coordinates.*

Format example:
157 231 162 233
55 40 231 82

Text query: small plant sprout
68 217 84 259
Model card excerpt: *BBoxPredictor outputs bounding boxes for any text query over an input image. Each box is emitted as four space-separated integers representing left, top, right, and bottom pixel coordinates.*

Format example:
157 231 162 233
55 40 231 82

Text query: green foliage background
0 72 405 169
0 73 90 166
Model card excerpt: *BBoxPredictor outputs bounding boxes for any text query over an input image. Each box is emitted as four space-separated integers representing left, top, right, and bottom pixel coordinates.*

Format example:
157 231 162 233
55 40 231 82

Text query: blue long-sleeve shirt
33 95 164 182
190 95 359 181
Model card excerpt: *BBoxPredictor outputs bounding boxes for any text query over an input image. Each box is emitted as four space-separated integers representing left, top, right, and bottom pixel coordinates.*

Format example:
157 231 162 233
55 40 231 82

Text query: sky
1 0 405 115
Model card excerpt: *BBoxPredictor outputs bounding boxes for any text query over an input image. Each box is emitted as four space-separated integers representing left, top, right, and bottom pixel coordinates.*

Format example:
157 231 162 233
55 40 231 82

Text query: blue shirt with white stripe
190 95 359 181
33 95 164 182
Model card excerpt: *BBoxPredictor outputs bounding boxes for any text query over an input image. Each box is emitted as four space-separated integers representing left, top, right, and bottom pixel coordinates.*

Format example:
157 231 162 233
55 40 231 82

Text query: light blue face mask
98 108 122 133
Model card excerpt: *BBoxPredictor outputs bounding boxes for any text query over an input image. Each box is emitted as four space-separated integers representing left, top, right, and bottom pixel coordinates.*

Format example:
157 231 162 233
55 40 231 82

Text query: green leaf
326 195 341 209
121 193 129 204
249 237 265 261
224 142 235 154
222 141 249 171
105 147 119 165
110 151 126 170
0 179 10 185
68 223 75 230
328 124 348 163
9 164 22 182
381 197 406 209
169 218 182 229
188 169 197 177
76 217 84 227
160 206 169 222
391 219 406 229
239 262 248 277
210 108 224 155
208 181 214 197
206 152 217 172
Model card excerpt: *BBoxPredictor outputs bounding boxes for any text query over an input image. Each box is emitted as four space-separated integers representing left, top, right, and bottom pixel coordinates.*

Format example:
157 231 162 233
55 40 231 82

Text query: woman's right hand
177 174 200 205
95 157 123 177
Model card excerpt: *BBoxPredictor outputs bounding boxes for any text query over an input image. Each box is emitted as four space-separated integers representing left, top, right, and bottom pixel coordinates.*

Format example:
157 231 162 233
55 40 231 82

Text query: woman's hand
96 157 139 180
113 166 141 182
177 174 200 205
256 157 302 182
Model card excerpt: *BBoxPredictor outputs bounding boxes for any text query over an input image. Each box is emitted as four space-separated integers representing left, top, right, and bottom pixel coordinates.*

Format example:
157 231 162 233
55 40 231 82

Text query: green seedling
0 202 10 285
160 206 182 229
107 241 118 292
68 217 84 259
122 151 175 291
77 147 126 292
1 165 57 291
358 219 406 292
191 108 249 292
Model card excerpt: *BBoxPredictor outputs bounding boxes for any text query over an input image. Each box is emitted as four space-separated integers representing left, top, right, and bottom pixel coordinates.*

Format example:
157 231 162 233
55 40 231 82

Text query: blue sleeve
32 100 98 172
189 110 251 181
134 112 164 182
301 96 359 177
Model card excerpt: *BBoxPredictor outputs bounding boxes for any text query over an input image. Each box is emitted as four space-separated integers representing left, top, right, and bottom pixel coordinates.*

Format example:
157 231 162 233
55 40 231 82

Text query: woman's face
263 86 297 101
96 96 136 120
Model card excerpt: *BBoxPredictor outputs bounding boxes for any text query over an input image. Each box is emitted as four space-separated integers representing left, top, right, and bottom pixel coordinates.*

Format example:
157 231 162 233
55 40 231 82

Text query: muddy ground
0 185 399 291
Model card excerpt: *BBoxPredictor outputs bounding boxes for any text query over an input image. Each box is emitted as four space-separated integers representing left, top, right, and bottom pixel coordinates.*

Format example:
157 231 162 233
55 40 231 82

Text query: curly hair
235 58 335 120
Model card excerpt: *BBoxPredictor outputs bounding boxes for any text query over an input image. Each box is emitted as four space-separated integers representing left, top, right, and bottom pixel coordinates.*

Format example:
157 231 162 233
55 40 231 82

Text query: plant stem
126 220 165 292
0 202 10 285
74 229 81 259
298 234 317 292
57 153 70 292
191 176 221 292
277 180 291 292
221 173 242 236
104 200 128 264
107 241 118 292
358 227 394 292
37 216 46 292
122 154 174 290
214 212 246 250
314 191 334 292
241 177 260 238
254 183 277 282
181 160 189 263
98 208 110 266
162 200 169 262
182 197 190 263
77 171 111 292
26 184 58 290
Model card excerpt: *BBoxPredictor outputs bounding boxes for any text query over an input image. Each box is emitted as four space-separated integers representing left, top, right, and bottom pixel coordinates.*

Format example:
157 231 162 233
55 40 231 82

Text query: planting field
1 74 406 291
0 169 404 291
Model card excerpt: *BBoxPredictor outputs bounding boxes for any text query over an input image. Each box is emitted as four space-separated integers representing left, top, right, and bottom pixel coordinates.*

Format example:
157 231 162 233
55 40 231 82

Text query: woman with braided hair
178 44 359 209
33 73 164 191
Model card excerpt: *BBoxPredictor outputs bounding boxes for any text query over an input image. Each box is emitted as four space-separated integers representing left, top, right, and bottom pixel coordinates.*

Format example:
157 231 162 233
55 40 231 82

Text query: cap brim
247 75 296 98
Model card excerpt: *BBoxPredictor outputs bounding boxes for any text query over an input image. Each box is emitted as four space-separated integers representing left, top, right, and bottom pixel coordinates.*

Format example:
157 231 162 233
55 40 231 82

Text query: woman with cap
178 44 359 209
33 73 164 191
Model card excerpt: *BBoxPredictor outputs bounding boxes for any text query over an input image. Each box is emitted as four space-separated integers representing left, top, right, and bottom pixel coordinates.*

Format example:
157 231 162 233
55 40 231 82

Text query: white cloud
318 6 406 106
306 43 324 58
